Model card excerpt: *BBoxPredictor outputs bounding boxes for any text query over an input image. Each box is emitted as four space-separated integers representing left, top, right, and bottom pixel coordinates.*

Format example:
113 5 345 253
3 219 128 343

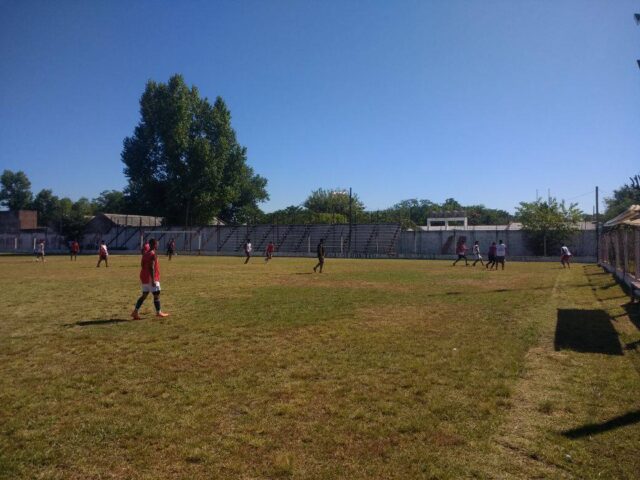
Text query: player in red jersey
264 241 275 262
70 240 80 261
131 238 169 319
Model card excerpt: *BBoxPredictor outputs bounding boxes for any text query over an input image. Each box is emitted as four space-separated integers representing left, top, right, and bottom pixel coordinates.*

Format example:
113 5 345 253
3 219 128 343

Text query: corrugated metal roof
603 205 640 228
97 213 164 227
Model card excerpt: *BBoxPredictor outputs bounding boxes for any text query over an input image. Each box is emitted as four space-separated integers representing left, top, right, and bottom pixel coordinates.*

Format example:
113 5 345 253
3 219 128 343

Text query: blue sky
1 0 639 215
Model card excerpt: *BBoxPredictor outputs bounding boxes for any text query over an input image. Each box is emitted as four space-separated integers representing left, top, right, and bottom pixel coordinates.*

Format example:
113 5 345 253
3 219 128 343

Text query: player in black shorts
313 239 325 273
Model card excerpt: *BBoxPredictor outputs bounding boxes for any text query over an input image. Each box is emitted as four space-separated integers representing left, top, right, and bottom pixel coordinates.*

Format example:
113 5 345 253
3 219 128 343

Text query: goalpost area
142 230 202 253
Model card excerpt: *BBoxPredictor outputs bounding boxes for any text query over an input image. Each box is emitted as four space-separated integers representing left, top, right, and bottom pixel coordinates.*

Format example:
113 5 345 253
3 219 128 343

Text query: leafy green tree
0 170 33 211
464 205 512 225
56 198 74 218
262 205 348 225
516 198 583 256
93 190 126 214
50 197 93 241
31 189 60 227
303 188 364 220
441 198 462 211
604 174 640 220
122 74 268 225
72 197 94 217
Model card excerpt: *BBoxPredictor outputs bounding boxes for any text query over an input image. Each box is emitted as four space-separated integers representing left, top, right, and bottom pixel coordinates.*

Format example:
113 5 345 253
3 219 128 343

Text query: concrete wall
0 232 66 252
397 229 596 258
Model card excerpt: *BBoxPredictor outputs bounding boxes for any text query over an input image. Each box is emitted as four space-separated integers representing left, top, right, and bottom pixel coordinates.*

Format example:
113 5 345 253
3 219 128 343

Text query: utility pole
348 187 353 256
595 186 600 262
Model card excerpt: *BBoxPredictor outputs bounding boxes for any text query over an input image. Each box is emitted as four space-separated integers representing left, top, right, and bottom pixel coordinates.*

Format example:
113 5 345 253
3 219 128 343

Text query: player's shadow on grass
623 302 640 331
561 410 640 438
554 309 623 355
625 339 640 351
66 318 130 327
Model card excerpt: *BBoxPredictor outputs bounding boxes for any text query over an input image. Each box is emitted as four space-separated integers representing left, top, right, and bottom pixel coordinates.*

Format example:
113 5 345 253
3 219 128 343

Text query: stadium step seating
96 223 403 256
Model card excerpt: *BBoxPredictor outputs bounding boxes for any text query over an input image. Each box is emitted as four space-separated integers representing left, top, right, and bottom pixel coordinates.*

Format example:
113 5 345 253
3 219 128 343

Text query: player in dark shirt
313 239 325 273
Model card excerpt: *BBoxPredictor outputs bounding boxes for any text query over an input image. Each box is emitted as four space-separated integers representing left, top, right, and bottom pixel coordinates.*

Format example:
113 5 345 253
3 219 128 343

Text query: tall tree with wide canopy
122 75 268 225
31 189 60 227
0 170 33 211
303 188 365 219
92 190 126 214
516 198 583 256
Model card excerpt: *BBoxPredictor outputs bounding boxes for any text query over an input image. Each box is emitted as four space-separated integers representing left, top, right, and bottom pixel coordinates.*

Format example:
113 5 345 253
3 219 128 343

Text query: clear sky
1 0 639 215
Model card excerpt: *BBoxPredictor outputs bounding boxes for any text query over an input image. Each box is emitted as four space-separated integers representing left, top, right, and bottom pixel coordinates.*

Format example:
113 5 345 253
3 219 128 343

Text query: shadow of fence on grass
554 309 623 355
561 410 640 438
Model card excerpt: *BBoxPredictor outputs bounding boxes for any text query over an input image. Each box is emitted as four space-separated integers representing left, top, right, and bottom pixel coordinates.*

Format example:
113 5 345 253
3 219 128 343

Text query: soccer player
472 240 484 267
313 239 325 273
264 241 275 262
131 238 169 319
35 240 45 262
452 240 469 266
560 244 572 268
70 240 80 261
495 239 507 270
167 238 176 260
486 242 497 270
244 239 252 264
97 241 109 267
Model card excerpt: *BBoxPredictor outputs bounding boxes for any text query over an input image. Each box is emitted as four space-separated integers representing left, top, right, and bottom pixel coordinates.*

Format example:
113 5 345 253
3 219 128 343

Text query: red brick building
0 210 38 233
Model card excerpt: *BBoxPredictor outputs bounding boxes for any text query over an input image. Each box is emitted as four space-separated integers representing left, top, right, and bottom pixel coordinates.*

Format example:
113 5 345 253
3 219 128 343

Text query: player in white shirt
96 240 109 267
35 240 45 262
495 240 506 270
244 239 252 264
472 241 484 267
560 244 572 268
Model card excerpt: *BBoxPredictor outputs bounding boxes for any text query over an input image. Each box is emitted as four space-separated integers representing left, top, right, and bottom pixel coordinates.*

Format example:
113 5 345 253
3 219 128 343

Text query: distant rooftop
95 213 164 227
419 222 597 231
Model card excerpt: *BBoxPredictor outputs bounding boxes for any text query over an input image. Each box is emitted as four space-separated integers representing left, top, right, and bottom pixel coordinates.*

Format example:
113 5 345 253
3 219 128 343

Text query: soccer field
1 255 639 479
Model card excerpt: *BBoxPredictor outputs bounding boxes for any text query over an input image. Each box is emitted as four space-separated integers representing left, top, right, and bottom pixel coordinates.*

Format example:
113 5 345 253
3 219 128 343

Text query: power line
565 190 595 201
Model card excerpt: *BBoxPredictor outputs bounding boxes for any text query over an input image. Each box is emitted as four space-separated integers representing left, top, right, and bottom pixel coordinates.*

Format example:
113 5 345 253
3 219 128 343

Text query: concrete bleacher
85 223 403 257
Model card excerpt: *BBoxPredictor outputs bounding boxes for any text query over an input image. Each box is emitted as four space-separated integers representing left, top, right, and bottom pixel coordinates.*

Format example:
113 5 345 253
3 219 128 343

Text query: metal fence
598 206 640 298
600 227 640 283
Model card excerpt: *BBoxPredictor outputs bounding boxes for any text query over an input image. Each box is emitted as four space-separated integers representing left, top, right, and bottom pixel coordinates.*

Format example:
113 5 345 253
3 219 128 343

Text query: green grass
0 255 639 479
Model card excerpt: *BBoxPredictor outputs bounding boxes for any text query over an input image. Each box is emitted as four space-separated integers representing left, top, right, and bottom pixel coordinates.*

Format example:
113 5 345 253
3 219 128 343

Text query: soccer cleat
131 310 142 320
156 311 170 318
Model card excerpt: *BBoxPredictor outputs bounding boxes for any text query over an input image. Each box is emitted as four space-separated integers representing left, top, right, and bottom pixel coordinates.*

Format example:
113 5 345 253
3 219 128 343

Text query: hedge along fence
599 205 640 299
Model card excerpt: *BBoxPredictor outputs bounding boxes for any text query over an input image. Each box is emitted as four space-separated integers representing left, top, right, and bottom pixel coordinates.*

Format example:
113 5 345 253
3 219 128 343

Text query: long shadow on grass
561 410 640 438
65 318 130 327
554 309 623 355
623 302 640 331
